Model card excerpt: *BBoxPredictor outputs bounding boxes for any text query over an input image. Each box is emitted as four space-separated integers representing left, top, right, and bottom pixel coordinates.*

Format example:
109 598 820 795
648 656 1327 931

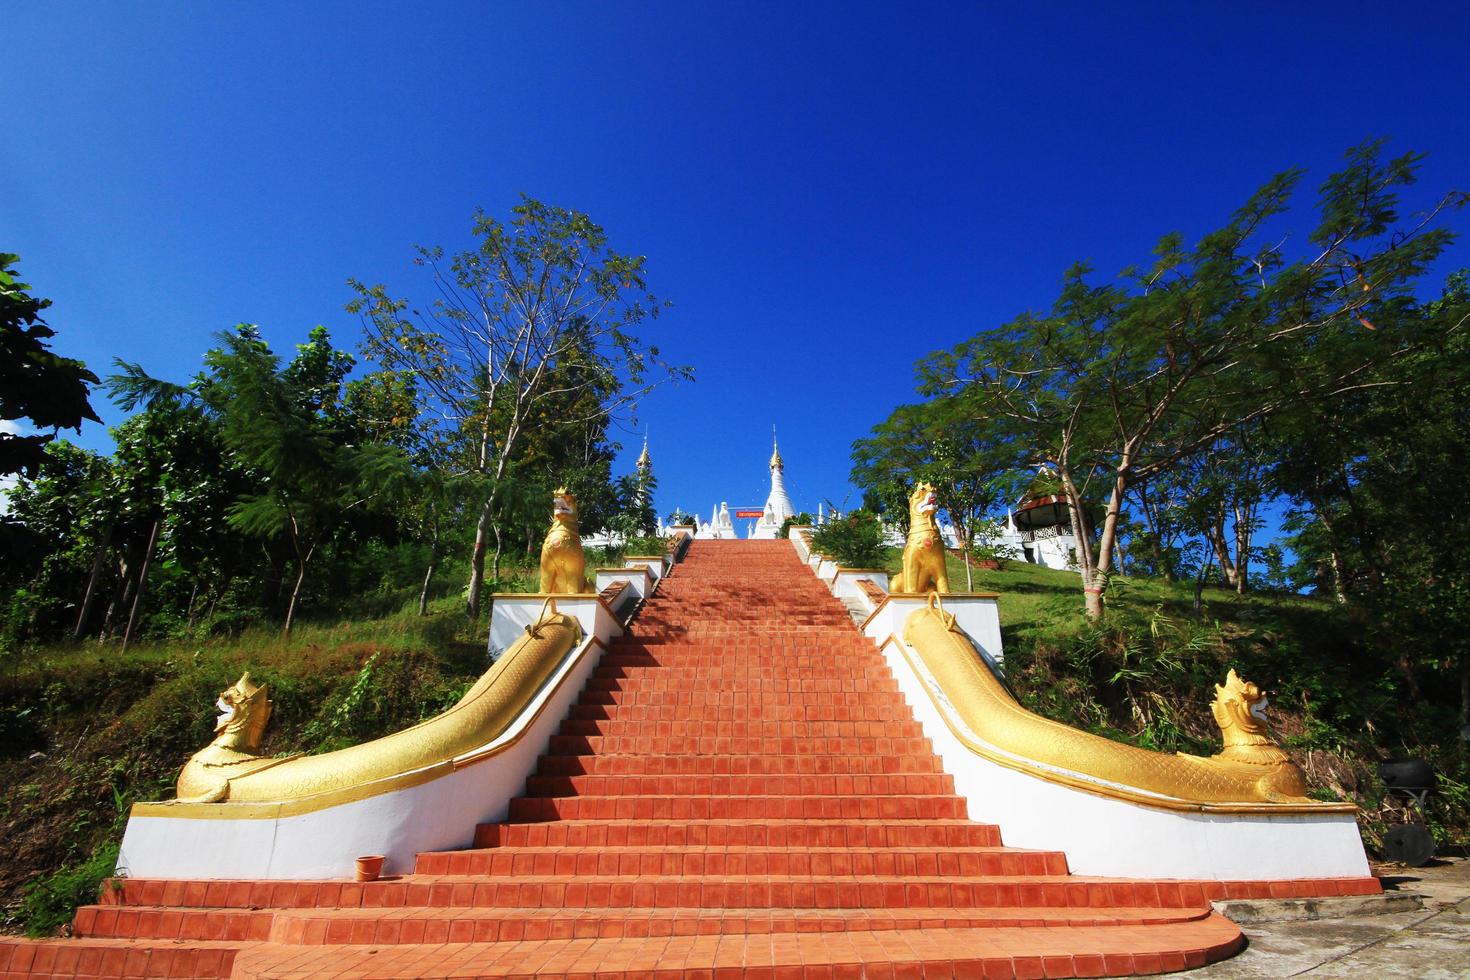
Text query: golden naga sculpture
540 487 592 594
175 673 290 802
889 482 950 594
902 598 1317 807
176 605 582 804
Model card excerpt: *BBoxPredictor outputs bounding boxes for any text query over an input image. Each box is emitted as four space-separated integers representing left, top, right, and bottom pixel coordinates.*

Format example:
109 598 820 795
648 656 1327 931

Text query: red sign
734 509 765 519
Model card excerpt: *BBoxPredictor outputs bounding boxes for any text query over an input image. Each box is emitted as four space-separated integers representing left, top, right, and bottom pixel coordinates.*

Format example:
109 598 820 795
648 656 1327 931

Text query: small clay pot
355 855 385 882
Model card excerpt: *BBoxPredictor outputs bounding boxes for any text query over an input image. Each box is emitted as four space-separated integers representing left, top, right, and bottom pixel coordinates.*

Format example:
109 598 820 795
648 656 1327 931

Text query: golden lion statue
540 487 592 594
890 482 950 594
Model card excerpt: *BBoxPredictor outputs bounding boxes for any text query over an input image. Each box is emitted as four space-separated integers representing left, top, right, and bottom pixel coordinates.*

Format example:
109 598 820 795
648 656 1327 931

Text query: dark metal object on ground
1379 757 1435 795
1381 823 1437 866
1378 757 1437 867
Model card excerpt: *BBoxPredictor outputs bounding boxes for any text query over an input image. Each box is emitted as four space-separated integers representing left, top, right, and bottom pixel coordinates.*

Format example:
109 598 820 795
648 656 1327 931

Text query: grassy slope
1 548 1464 933
0 596 490 933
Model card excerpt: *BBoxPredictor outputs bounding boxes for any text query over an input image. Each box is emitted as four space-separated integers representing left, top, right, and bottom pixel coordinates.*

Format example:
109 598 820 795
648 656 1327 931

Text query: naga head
910 482 940 522
1211 669 1273 748
551 487 579 528
213 672 271 752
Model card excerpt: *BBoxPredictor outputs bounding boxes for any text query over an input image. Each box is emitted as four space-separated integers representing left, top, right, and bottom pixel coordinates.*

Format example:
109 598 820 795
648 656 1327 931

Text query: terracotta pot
355 855 385 882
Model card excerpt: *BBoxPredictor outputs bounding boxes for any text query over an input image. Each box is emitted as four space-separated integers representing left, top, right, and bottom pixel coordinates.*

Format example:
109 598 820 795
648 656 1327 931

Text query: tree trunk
1084 458 1133 621
121 519 160 654
283 558 309 636
100 543 138 643
1206 507 1238 588
1232 500 1256 595
1310 494 1350 604
73 524 113 641
1058 467 1103 619
418 548 437 617
185 581 200 628
1193 544 1216 614
467 503 491 619
492 523 504 585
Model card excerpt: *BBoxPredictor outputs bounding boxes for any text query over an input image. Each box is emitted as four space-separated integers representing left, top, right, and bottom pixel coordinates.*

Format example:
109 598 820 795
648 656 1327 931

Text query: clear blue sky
4 3 1467 524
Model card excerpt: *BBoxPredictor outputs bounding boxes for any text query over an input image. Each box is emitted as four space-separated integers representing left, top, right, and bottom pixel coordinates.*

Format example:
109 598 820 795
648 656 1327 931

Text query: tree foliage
348 197 690 617
0 254 99 481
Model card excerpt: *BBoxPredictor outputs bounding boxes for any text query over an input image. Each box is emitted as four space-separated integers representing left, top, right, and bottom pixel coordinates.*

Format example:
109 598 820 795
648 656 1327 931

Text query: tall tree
348 198 690 618
918 142 1464 617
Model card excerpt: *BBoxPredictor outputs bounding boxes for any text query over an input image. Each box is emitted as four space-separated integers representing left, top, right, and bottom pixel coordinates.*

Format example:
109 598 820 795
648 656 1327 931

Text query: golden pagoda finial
769 426 783 471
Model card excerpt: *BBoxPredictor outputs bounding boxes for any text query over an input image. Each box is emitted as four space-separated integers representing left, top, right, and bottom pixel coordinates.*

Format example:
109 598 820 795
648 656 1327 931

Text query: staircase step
0 937 241 978
507 793 969 821
413 845 1066 877
474 818 1004 848
523 772 956 797
107 874 1199 912
228 915 1246 978
534 752 945 774
577 681 901 699
72 904 273 941
556 719 928 738
545 733 939 756
564 703 915 723
260 904 1207 945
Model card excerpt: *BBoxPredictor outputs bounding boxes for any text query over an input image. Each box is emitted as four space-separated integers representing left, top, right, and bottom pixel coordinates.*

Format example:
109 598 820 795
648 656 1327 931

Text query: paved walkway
1191 857 1470 978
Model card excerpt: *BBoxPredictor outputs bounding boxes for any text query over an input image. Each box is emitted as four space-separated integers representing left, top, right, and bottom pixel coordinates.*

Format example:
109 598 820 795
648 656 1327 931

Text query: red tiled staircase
7 539 1361 977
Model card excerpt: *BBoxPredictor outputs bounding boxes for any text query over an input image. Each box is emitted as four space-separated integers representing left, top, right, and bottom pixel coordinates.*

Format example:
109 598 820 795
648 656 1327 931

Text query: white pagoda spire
752 429 795 538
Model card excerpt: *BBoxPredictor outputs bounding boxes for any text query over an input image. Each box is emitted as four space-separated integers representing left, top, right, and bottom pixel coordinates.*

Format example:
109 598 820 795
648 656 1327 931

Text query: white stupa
751 434 796 539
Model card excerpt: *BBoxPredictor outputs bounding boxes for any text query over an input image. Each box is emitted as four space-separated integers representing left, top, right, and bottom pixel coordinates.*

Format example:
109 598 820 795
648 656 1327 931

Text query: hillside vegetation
3 548 1465 936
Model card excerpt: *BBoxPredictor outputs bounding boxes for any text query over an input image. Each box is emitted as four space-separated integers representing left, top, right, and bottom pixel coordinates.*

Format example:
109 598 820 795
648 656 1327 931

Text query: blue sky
4 3 1467 526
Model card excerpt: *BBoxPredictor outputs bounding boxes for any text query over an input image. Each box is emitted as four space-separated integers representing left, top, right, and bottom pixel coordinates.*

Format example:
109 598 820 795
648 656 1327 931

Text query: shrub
779 513 815 538
810 510 888 568
16 841 120 936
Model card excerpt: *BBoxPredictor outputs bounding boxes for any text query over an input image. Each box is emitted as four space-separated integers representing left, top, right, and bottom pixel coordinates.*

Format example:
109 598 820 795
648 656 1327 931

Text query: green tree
918 142 1464 618
1273 270 1470 763
0 254 99 481
110 325 408 634
852 398 1025 589
348 197 690 618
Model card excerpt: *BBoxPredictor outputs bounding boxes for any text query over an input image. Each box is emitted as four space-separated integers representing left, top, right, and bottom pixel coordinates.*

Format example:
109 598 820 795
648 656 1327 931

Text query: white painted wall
488 594 622 658
595 568 652 602
865 594 1003 669
831 569 890 601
